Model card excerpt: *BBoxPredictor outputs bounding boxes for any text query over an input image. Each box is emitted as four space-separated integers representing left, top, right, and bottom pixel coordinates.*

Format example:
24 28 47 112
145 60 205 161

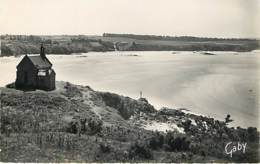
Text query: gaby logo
225 142 247 157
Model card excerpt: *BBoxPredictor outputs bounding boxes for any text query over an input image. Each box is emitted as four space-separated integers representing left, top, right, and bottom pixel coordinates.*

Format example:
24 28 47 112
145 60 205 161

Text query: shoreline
2 80 258 129
1 49 259 59
1 49 259 57
1 34 258 57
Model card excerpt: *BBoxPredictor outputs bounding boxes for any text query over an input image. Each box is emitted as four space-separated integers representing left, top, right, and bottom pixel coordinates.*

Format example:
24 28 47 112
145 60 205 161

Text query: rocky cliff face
0 82 259 162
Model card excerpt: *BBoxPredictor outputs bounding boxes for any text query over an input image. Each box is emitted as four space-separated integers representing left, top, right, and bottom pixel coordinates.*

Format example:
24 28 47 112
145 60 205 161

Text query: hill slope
0 82 259 162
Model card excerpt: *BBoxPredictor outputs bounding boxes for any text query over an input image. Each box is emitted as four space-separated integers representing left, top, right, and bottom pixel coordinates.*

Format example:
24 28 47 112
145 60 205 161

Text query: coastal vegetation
0 82 259 162
1 34 259 56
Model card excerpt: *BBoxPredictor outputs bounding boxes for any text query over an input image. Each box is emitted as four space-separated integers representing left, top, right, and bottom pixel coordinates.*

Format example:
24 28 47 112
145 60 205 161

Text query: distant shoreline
1 49 258 57
1 34 259 57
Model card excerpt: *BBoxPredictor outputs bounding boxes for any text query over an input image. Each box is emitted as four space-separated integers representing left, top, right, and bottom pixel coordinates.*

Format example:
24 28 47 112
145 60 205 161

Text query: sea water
0 51 259 127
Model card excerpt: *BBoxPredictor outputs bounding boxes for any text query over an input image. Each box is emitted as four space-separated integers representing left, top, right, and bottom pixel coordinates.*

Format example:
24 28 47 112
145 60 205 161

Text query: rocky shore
0 82 259 162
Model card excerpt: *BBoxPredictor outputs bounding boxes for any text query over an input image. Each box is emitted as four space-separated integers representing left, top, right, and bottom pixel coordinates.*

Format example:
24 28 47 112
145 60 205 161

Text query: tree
225 114 233 125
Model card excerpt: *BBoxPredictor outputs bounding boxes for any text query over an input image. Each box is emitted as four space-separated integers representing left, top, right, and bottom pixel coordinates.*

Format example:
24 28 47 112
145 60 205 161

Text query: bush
88 119 103 135
148 132 164 149
165 132 190 151
225 114 233 125
247 127 258 142
67 119 80 134
66 117 102 135
99 143 111 153
129 141 153 159
182 119 192 132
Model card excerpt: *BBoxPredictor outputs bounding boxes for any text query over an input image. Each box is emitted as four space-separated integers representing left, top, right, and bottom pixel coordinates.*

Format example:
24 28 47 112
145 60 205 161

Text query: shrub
67 119 80 134
66 117 102 136
165 132 190 151
225 114 233 125
88 119 103 135
247 127 258 142
182 119 192 132
99 143 111 153
148 132 164 149
129 141 153 159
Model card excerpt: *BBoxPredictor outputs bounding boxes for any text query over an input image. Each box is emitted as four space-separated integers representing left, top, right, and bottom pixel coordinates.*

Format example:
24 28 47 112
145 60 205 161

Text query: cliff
0 82 259 162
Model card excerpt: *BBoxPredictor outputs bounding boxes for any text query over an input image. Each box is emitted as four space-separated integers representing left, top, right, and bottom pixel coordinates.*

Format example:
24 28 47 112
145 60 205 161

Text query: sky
0 0 259 38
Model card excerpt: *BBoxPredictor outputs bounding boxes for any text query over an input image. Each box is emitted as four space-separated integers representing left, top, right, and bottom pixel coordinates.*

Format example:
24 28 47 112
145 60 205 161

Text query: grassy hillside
0 82 259 162
1 34 259 56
